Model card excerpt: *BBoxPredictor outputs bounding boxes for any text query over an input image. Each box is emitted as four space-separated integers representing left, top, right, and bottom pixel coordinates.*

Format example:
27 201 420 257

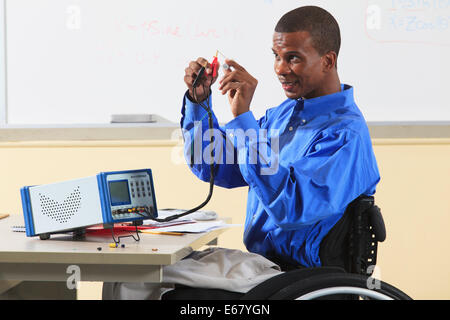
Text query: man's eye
289 55 301 62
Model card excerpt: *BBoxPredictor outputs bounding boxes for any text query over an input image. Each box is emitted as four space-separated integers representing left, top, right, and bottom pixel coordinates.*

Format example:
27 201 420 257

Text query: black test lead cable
109 73 214 243
115 60 228 235
148 66 216 223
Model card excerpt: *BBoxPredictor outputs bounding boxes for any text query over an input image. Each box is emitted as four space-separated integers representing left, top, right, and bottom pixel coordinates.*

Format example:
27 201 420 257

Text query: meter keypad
129 179 152 199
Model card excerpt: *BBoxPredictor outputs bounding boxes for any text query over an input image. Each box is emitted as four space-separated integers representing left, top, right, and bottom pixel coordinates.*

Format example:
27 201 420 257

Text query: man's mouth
281 80 299 91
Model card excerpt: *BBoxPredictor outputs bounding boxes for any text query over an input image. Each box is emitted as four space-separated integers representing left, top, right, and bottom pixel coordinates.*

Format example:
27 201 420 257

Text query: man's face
272 31 326 100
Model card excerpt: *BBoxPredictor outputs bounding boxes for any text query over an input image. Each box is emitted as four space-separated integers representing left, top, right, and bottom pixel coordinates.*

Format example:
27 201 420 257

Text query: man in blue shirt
103 5 382 301
182 6 380 268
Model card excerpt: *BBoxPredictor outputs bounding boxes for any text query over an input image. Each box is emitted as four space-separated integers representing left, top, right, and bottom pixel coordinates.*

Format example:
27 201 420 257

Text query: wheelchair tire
269 273 412 300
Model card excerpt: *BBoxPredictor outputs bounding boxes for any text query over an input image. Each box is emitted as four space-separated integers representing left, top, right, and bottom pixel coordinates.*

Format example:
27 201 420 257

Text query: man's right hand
184 57 219 103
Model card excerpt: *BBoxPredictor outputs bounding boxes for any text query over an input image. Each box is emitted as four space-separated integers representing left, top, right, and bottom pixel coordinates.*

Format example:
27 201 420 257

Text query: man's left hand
218 59 258 118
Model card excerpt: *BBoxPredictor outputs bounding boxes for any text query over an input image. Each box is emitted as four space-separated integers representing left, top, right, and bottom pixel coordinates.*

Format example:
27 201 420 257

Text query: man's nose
275 59 290 75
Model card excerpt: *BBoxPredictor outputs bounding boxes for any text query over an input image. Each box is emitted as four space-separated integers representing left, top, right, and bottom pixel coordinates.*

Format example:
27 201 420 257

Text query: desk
0 215 231 298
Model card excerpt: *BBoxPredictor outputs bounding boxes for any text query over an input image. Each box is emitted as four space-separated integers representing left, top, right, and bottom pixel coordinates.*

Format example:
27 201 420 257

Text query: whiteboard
5 0 450 125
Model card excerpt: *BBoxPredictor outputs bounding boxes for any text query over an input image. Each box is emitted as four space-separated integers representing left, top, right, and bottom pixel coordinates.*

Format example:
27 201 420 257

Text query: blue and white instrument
20 169 158 239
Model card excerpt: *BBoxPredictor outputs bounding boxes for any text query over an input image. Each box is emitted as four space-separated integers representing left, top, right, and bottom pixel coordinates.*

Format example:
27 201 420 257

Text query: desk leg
0 281 76 300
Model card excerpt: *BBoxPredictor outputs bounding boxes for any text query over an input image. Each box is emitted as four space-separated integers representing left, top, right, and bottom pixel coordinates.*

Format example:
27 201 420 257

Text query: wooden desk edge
0 217 233 283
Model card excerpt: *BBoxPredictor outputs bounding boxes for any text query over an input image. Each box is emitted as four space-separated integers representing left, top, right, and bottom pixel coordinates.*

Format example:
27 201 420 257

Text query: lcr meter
20 169 158 240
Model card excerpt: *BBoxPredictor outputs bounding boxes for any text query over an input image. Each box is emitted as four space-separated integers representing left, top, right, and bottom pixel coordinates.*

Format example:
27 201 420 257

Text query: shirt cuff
224 111 260 148
224 110 259 132
181 91 212 125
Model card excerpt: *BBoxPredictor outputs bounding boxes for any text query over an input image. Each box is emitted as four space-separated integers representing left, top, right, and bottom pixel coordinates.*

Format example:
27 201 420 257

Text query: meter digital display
109 180 131 206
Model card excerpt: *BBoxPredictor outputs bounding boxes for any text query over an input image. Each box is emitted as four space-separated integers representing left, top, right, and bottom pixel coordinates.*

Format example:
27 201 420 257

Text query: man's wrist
187 90 209 104
233 107 250 118
225 111 259 135
183 91 213 118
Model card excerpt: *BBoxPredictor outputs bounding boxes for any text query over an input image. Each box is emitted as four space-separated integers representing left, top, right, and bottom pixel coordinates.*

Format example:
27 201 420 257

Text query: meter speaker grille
38 186 82 224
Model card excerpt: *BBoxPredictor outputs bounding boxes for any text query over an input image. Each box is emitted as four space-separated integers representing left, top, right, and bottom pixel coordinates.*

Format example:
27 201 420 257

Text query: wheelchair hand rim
296 286 394 300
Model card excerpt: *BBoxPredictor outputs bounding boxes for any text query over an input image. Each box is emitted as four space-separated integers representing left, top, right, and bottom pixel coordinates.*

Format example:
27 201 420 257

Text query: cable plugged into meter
148 55 218 223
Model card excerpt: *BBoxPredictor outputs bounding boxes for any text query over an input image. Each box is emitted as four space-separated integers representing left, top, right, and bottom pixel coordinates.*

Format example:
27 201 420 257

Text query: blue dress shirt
180 84 380 267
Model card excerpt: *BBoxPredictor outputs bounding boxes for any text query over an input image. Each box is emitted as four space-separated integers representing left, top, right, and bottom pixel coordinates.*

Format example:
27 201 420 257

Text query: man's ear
322 51 337 72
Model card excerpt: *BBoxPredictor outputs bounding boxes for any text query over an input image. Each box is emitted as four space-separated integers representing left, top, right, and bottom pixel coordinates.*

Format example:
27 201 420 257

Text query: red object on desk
85 226 138 235
85 220 196 235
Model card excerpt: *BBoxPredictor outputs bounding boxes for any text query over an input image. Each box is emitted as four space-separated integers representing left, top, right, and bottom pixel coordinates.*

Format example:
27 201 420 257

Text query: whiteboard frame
0 0 448 140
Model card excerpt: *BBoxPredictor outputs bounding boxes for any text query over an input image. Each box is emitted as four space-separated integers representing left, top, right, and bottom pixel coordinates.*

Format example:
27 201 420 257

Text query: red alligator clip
210 51 219 78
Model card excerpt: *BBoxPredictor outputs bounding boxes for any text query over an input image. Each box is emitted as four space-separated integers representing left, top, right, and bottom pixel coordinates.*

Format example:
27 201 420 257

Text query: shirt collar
296 84 355 121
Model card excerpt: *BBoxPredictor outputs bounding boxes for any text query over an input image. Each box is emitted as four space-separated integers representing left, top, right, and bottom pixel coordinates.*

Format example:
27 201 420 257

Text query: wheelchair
161 196 412 300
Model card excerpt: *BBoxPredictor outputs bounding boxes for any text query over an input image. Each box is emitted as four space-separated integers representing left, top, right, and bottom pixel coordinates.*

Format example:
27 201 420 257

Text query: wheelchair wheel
269 273 412 300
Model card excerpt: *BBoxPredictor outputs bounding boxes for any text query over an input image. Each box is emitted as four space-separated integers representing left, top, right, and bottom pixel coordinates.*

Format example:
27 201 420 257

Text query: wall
371 139 450 299
0 138 449 299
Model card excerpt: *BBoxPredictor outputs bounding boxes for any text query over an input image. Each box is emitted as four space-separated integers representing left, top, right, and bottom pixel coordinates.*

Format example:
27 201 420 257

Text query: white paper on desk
142 219 195 228
154 220 241 233
155 209 190 220
142 209 195 228
155 209 218 221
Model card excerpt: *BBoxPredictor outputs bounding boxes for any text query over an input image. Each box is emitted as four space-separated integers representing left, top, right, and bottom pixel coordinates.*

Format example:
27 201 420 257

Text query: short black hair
275 6 341 57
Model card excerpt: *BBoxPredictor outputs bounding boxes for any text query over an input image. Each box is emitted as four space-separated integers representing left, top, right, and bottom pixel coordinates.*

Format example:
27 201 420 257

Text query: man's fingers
188 61 203 74
196 57 209 68
184 74 195 86
184 57 218 103
185 67 195 77
188 58 210 76
218 70 244 89
184 67 201 88
220 81 242 95
224 59 245 72
218 71 234 86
